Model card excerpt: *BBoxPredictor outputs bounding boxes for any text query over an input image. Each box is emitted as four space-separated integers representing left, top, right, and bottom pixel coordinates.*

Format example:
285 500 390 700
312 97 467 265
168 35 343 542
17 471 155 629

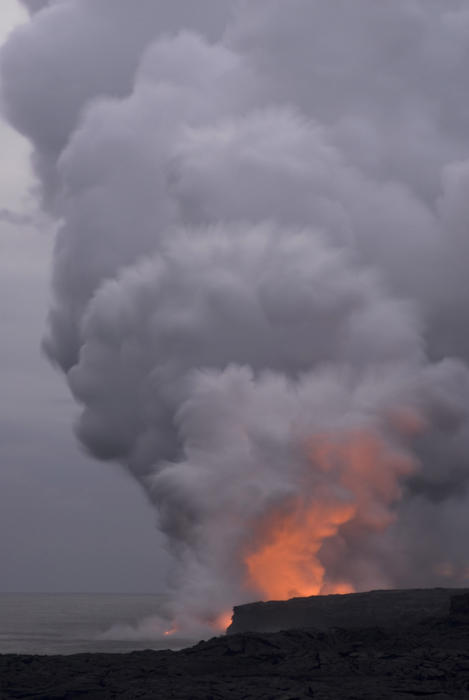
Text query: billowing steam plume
4 0 469 632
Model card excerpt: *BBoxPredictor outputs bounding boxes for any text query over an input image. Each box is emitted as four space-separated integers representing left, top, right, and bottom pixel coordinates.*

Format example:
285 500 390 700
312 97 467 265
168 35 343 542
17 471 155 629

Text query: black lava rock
2 589 469 699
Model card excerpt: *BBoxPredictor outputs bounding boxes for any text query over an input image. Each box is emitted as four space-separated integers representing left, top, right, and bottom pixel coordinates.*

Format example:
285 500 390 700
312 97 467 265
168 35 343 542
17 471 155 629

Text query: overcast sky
0 1 168 594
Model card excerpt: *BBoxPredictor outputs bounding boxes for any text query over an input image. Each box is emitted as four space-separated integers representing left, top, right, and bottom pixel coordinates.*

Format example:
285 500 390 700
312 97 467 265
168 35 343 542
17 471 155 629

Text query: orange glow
213 611 233 631
245 500 356 599
322 582 355 595
244 429 417 601
389 407 427 437
164 624 179 637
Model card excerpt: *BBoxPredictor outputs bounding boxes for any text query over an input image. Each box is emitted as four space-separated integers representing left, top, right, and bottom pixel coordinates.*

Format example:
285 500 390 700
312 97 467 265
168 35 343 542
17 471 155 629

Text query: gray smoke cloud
4 0 469 631
18 0 50 15
0 208 31 226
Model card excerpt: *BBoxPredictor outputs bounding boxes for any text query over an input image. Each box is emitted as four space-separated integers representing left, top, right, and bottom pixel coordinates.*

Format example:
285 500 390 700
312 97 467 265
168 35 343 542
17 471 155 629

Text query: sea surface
0 594 197 655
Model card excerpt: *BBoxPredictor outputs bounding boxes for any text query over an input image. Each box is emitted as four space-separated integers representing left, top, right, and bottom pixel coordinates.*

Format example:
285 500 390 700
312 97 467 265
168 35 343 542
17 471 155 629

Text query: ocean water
0 594 198 655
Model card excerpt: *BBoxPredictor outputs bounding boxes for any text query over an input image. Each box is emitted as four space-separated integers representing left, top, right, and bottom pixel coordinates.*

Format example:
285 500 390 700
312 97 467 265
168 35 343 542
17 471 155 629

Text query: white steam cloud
4 0 469 630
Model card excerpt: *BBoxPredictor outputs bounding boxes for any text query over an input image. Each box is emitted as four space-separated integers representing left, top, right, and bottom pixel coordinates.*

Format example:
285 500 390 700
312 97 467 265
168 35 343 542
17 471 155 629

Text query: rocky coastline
1 589 469 699
228 586 469 634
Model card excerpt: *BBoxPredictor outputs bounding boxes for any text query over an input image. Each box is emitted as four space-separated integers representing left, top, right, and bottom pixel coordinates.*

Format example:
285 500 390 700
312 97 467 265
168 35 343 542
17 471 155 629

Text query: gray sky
0 1 168 593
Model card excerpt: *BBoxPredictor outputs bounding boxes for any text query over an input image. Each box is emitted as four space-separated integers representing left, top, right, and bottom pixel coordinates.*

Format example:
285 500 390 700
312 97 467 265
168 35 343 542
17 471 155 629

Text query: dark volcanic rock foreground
228 587 469 634
2 590 469 699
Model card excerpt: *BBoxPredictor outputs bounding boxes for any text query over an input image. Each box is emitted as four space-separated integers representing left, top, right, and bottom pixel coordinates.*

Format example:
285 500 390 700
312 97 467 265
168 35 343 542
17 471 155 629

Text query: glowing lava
245 430 416 600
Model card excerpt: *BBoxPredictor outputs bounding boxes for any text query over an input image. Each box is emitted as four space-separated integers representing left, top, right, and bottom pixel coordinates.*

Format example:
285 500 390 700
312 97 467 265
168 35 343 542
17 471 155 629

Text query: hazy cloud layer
4 0 469 629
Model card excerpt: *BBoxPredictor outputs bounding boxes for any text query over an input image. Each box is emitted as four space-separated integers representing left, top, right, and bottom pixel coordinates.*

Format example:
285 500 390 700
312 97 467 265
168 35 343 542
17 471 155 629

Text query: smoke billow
4 0 469 631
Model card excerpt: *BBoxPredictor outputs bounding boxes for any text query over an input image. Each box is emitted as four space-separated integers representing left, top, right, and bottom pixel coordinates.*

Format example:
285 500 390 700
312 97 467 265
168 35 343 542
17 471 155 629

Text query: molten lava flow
244 429 416 600
164 624 179 637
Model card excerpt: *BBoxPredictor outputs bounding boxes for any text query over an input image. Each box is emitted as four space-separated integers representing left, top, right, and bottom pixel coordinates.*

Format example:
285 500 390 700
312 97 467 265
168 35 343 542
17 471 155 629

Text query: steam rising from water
4 0 469 630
